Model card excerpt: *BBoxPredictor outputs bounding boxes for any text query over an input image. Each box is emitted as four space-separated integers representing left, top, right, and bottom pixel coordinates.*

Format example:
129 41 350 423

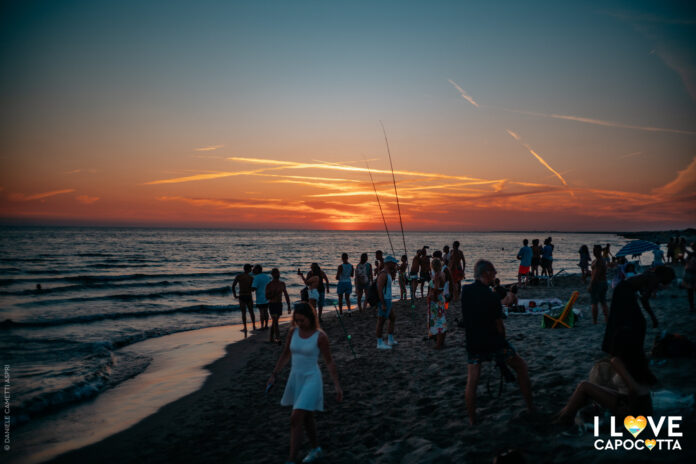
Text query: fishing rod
333 304 357 360
380 121 408 258
364 157 395 256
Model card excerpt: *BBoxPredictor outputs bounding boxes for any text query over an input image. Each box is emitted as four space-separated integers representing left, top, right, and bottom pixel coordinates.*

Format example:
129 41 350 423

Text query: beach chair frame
543 291 579 328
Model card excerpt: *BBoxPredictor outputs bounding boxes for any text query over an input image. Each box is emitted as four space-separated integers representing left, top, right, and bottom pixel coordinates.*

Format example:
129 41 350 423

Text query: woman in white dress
268 303 343 463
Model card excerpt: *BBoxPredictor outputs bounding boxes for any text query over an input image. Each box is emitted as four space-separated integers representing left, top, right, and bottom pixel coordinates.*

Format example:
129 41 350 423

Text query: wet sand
48 272 696 463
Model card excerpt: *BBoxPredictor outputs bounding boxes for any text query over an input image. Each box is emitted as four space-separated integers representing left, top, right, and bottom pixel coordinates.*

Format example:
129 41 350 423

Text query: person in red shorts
516 239 532 288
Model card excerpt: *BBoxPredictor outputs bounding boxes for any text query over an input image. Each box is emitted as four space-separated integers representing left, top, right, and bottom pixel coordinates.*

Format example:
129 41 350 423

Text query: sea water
1 226 635 429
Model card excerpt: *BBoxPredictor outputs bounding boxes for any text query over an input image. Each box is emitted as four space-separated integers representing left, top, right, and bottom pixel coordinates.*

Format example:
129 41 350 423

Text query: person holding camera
460 260 533 425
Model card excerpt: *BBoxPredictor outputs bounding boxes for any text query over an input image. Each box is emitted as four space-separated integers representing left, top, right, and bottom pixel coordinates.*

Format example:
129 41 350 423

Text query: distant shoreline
617 228 696 243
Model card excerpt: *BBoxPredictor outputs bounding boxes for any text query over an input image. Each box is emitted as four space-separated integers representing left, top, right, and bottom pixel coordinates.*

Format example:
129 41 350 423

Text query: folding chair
542 291 579 328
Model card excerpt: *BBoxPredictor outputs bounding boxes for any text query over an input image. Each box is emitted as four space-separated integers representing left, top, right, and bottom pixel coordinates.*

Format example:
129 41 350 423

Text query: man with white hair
460 259 534 425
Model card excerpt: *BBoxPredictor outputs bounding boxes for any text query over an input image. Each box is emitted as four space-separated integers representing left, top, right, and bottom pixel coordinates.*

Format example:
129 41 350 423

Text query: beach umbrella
615 240 659 257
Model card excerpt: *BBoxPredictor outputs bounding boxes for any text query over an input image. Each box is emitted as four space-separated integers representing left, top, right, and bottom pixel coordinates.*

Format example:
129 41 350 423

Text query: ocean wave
0 271 237 286
15 285 232 306
1 304 238 328
0 279 182 296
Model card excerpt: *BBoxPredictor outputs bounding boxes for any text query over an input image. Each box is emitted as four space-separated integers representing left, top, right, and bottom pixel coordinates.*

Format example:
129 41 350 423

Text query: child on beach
398 254 408 301
428 258 447 349
232 263 256 332
267 303 343 464
354 253 372 312
335 253 354 315
252 264 272 330
266 268 292 344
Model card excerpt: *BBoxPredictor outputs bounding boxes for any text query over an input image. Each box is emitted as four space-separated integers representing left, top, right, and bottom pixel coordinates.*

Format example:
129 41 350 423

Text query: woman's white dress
280 329 323 411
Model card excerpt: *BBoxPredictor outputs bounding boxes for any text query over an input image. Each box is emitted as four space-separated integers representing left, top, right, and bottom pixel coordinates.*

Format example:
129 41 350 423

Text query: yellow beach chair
542 291 579 328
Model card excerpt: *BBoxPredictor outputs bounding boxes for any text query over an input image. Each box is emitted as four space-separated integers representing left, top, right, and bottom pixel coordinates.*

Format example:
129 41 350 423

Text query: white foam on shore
8 321 289 464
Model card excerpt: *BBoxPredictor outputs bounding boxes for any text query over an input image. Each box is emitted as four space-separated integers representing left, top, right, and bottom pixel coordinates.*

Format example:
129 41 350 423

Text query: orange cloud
76 195 100 204
9 189 76 201
194 145 224 152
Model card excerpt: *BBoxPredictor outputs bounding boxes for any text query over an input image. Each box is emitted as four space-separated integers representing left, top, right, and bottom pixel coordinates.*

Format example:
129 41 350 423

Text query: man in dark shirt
460 260 533 425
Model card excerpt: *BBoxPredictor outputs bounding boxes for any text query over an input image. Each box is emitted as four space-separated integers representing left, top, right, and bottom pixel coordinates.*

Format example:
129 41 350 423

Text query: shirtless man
449 241 466 302
398 255 409 301
336 253 354 315
419 246 431 298
266 268 292 344
232 263 256 332
408 249 421 308
354 253 373 312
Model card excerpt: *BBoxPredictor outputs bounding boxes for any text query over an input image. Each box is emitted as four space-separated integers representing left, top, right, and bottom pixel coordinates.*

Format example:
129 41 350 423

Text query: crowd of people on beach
229 237 695 463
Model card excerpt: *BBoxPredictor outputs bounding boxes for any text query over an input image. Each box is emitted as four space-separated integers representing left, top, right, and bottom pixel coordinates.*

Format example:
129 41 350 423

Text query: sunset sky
1 0 694 230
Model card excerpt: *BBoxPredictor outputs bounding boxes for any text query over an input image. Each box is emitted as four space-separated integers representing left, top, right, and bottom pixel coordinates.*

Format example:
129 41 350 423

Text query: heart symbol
645 439 656 450
624 416 647 438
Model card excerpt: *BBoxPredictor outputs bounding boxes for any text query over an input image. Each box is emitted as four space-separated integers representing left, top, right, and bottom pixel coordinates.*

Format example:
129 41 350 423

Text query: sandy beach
47 270 696 464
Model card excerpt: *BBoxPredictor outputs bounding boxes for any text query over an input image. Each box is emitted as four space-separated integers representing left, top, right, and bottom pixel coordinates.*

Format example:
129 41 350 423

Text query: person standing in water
376 256 399 349
354 253 372 313
266 268 292 344
267 303 343 464
232 264 256 332
335 253 354 315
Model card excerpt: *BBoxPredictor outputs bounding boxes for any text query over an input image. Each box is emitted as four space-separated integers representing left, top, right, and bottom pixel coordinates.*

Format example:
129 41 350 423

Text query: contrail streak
448 79 480 108
506 130 572 194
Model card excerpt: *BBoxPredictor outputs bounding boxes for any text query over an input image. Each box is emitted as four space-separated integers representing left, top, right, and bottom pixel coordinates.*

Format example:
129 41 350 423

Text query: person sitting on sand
589 245 609 324
602 266 676 361
461 260 533 425
335 253 354 315
376 256 399 349
398 254 409 301
267 268 292 344
354 253 373 313
428 258 447 349
409 249 422 308
267 303 343 464
232 263 256 332
305 264 330 322
449 241 465 301
556 328 655 424
252 265 272 330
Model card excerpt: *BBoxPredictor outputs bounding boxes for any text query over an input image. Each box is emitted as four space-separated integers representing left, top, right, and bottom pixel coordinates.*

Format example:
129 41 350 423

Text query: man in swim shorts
354 253 372 312
252 264 272 330
266 268 292 344
460 260 533 425
516 239 532 288
336 253 354 315
232 263 256 332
